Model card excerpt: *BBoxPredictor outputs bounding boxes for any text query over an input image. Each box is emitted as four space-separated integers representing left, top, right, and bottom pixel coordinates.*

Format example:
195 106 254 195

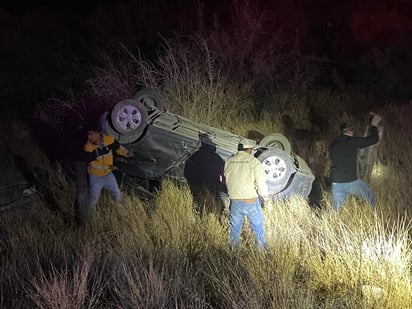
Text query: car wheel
256 148 296 195
133 88 165 112
111 99 148 136
99 112 141 143
259 133 292 154
272 156 315 201
104 118 141 144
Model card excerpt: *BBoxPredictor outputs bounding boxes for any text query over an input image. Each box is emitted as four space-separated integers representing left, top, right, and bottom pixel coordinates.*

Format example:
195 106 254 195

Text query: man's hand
370 113 382 127
95 146 110 157
126 150 134 157
262 196 273 210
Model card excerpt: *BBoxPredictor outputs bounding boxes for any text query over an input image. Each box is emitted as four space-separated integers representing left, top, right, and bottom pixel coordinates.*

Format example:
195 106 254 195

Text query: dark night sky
1 0 412 120
2 0 411 53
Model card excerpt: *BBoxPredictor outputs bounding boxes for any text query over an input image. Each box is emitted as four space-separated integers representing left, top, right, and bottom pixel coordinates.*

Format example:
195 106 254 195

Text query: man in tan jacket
224 138 269 249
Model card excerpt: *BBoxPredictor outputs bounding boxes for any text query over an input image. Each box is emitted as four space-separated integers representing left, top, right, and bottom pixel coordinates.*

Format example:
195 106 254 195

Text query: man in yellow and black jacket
83 126 133 218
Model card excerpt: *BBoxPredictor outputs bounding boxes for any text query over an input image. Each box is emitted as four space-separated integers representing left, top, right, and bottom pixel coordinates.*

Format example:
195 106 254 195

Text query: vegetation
1 163 411 308
1 1 412 308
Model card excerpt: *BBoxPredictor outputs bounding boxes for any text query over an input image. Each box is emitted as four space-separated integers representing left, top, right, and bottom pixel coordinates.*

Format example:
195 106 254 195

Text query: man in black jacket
329 113 382 211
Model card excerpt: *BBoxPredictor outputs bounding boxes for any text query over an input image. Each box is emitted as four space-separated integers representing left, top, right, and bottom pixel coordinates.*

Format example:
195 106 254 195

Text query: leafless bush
120 44 161 90
86 52 137 102
205 0 321 95
151 35 254 127
34 90 86 129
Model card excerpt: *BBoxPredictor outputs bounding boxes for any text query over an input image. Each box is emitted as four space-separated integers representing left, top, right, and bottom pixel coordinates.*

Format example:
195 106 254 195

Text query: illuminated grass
1 174 411 308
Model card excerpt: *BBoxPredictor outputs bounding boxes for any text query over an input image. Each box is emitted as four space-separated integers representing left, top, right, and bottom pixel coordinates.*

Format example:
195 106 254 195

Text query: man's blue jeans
229 198 267 249
332 179 376 211
80 172 122 220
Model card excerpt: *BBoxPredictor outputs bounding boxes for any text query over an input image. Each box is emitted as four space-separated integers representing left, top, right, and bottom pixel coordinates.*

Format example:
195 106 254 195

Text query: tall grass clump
86 54 138 103
27 248 101 309
377 102 412 169
150 181 198 252
150 180 228 254
83 194 153 255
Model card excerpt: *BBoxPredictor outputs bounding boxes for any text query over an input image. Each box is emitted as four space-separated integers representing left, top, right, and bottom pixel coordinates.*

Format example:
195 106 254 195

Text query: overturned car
99 88 315 200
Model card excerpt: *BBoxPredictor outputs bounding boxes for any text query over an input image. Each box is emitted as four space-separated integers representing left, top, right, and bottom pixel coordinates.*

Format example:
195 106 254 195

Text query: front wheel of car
256 148 296 195
111 99 148 137
259 133 292 155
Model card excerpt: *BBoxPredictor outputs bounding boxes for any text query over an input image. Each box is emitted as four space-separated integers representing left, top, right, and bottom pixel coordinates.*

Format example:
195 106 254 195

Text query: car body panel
101 90 315 201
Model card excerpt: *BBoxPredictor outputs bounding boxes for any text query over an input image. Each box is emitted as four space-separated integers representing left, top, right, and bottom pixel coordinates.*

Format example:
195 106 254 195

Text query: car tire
105 118 141 144
133 88 165 112
259 133 292 154
256 148 296 195
98 112 141 143
111 99 148 137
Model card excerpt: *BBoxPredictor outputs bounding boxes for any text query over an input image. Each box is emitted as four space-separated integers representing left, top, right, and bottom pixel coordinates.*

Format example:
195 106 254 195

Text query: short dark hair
340 122 353 133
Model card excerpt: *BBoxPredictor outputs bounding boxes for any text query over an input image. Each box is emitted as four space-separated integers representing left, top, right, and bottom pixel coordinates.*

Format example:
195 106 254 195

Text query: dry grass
1 172 411 308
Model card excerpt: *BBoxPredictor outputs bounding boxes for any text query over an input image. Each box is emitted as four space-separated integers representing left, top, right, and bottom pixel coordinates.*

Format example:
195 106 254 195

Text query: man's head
199 133 216 151
238 138 256 152
87 129 101 145
83 121 102 145
340 122 354 136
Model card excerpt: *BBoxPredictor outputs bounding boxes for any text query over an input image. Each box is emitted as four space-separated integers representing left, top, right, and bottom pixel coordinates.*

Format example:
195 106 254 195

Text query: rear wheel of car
256 148 295 195
259 133 292 154
133 88 165 112
111 99 148 137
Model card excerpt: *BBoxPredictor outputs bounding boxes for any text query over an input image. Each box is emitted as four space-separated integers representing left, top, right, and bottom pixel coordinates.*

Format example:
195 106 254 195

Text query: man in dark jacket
329 113 382 211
